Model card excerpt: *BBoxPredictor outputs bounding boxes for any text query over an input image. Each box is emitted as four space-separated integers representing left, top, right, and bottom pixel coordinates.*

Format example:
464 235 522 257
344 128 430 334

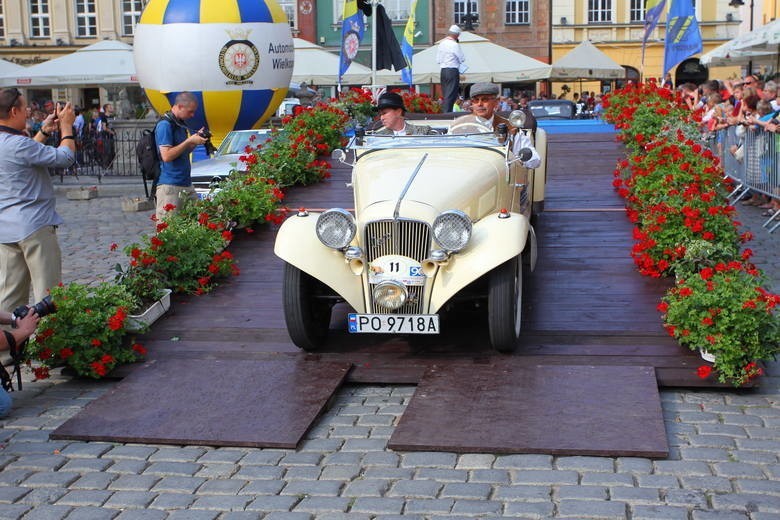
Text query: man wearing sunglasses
0 88 76 314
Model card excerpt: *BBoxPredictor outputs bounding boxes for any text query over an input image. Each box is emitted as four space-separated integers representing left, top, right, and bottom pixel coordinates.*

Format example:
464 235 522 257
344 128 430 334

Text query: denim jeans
0 387 12 418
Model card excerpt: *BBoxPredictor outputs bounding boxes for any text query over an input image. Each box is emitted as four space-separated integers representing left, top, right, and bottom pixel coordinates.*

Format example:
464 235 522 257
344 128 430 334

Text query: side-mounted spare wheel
283 262 335 351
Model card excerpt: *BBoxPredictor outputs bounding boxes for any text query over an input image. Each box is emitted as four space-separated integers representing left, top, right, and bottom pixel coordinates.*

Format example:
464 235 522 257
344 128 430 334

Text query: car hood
353 147 505 223
190 155 244 180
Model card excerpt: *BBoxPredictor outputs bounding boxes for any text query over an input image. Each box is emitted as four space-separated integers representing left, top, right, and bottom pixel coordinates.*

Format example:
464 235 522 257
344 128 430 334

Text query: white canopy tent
0 40 137 87
701 20 779 68
375 32 552 86
0 59 24 77
548 40 624 80
292 38 372 85
734 19 780 54
700 39 775 67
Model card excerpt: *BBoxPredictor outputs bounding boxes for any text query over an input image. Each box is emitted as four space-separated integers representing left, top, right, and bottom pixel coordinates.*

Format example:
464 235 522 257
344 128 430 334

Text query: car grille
364 219 431 314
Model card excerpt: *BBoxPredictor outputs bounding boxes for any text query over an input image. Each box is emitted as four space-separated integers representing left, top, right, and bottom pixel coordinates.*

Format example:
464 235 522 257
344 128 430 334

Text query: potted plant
24 282 147 379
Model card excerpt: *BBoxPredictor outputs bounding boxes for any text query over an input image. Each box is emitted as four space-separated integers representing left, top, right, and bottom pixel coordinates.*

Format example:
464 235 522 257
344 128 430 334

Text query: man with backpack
152 92 208 220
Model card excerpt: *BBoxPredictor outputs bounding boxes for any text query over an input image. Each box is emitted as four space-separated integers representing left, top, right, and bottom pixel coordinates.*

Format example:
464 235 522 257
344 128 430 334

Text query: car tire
488 255 522 353
283 262 333 351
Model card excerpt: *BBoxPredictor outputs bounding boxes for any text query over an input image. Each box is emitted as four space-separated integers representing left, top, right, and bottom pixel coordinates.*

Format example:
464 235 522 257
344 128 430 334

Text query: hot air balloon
133 0 294 144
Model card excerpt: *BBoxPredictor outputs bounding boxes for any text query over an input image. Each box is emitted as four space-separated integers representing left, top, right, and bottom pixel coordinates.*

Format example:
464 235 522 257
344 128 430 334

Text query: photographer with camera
154 91 209 220
0 88 75 316
0 306 40 416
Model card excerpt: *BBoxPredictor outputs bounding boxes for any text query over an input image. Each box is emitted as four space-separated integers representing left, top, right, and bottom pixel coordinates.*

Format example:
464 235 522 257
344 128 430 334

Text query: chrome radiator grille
364 219 431 314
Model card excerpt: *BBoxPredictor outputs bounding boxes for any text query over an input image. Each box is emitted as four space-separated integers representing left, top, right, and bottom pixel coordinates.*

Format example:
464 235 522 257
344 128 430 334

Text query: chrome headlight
316 209 356 249
433 210 472 252
373 280 408 310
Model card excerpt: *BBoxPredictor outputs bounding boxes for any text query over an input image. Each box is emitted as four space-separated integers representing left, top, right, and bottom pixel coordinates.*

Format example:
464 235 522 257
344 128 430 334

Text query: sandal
762 209 776 216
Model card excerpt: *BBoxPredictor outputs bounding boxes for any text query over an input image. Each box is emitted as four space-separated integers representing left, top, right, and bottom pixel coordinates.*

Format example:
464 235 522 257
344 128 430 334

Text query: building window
29 0 50 37
505 0 529 24
629 0 644 22
277 0 296 28
383 0 413 21
121 0 145 36
75 0 97 37
588 0 612 23
454 0 478 26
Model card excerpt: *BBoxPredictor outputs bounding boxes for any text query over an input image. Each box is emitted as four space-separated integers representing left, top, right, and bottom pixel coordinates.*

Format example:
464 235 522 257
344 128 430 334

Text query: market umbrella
375 31 552 86
549 40 624 80
292 38 372 86
700 38 775 67
0 40 137 87
0 59 24 77
733 19 780 53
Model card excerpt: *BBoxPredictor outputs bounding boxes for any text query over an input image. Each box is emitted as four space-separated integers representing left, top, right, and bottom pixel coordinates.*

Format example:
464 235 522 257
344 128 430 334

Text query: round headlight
373 280 408 310
433 210 472 252
316 209 356 249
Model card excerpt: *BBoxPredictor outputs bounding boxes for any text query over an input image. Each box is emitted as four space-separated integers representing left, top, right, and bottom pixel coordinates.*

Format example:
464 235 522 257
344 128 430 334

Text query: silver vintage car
274 114 547 352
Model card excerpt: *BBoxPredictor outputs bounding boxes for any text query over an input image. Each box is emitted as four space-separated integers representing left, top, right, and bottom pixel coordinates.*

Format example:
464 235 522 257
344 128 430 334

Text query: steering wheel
448 122 492 135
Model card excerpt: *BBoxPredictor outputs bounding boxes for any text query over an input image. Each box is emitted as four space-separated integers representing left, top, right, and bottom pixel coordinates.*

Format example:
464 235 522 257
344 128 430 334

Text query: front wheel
283 263 333 351
488 256 523 353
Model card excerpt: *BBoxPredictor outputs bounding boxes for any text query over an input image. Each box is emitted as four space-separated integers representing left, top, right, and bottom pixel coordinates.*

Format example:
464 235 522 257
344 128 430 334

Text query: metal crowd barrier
710 125 780 233
50 128 145 183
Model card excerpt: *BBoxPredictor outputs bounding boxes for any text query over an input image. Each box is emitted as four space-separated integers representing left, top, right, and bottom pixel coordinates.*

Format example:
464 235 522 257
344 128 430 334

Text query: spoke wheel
283 262 333 351
488 256 523 353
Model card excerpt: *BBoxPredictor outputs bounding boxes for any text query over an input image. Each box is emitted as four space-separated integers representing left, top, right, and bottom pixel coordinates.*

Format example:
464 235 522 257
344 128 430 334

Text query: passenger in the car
451 83 541 168
372 92 439 136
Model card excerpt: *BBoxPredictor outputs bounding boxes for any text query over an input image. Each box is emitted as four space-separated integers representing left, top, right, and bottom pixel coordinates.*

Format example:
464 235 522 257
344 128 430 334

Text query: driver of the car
372 92 439 136
451 82 541 169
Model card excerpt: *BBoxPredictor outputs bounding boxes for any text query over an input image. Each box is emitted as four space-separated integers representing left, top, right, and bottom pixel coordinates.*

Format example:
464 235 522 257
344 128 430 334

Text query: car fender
429 214 535 313
532 128 548 213
273 214 366 313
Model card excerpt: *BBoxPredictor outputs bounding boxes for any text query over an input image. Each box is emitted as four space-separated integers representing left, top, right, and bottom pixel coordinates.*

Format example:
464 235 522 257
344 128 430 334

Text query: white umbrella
0 59 24 76
733 19 780 53
0 40 137 87
700 39 775 67
293 38 372 86
375 32 551 85
549 40 624 80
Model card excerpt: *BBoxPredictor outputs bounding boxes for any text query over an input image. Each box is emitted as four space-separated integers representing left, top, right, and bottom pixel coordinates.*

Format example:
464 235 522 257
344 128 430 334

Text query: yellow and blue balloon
133 0 294 144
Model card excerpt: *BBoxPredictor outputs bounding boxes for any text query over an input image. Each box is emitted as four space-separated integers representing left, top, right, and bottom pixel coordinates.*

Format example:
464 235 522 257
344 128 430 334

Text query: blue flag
400 0 419 86
663 0 702 76
642 0 667 64
339 0 365 85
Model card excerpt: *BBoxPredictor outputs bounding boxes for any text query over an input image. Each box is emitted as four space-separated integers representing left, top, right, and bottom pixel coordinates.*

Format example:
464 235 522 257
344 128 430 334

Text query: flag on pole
400 0 419 86
641 0 667 65
339 0 365 85
663 0 702 76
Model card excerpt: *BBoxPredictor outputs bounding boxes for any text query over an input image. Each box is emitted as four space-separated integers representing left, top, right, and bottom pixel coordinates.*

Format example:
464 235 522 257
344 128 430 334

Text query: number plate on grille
348 314 440 334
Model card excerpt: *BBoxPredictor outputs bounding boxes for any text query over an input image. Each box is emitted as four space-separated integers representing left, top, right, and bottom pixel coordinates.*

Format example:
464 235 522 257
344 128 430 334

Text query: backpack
136 122 160 181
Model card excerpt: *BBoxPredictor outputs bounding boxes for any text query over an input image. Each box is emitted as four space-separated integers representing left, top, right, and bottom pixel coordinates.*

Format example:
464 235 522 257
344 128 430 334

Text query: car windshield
354 133 505 150
218 130 275 155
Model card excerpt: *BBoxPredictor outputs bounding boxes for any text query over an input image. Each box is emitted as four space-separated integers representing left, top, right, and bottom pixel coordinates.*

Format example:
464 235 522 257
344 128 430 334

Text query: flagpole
371 0 379 88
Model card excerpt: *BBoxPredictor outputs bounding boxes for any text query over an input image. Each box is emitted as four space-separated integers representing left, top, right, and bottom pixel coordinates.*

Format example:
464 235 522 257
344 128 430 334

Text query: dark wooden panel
389 363 669 457
51 358 350 448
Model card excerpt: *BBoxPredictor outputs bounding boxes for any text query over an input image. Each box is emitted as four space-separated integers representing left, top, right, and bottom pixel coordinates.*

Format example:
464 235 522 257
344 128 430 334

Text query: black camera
198 129 217 156
198 129 212 139
13 295 56 320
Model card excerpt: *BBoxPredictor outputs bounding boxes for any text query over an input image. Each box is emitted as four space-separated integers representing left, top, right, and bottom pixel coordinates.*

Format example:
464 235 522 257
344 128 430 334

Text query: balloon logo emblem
219 30 260 85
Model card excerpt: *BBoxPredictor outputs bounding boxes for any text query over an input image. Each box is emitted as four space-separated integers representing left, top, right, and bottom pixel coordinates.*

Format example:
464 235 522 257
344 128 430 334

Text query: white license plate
348 314 440 334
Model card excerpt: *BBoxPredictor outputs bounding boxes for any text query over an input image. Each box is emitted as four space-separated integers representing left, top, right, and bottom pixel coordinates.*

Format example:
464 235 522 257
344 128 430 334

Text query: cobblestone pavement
0 175 778 519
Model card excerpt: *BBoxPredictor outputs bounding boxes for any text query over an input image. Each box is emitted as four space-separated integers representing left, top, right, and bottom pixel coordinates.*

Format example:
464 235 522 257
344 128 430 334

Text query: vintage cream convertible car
274 113 547 352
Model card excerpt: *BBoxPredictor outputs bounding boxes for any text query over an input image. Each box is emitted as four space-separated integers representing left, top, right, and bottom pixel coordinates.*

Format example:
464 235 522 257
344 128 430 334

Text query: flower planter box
66 187 98 200
122 197 155 212
126 289 172 332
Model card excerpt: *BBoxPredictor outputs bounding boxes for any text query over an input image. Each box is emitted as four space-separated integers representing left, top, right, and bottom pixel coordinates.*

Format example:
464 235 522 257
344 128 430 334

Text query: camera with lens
13 295 56 321
198 129 217 156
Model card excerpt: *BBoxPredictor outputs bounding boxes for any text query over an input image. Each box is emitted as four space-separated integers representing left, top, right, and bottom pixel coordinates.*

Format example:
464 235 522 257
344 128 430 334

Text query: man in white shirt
372 92 437 136
450 83 541 168
436 25 466 113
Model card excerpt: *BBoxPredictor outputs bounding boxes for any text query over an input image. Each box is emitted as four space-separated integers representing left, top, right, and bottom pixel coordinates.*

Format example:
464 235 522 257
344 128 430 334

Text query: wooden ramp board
389 362 669 458
51 358 350 448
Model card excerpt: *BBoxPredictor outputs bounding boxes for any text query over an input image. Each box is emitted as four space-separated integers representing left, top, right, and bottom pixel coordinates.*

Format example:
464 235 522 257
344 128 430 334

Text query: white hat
448 25 462 35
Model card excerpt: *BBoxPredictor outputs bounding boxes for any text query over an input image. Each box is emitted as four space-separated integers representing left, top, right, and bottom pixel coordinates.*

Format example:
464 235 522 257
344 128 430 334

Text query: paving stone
403 499 455 514
356 415 395 427
502 501 556 518
494 454 553 470
710 492 780 513
450 499 502 515
555 456 614 472
70 472 116 490
196 449 246 464
166 512 218 520
7 456 67 472
319 465 361 481
400 452 457 468
150 476 206 493
414 468 467 482
678 447 732 461
329 426 371 439
341 479 388 497
233 465 285 480
245 495 300 512
195 463 237 479
0 504 31 519
283 467 321 481
279 453 323 466
22 471 80 488
217 513 262 520
238 480 285 495
197 479 247 495
653 461 713 476
730 450 775 464
312 515 370 520
262 513 311 520
0 486 31 503
686 435 738 448
340 439 387 452
1 442 68 456
148 447 207 463
557 499 627 519
297 439 344 452
439 482 492 500
690 511 753 520
609 486 660 504
105 460 149 475
0 470 34 486
697 424 748 437
102 491 157 509
580 473 635 487
148 493 196 510
735 478 780 495
55 490 112 507
18 487 69 506
190 495 251 511
454 454 495 469
386 479 442 498
56 505 117 519
59 443 113 458
555 485 608 500
293 497 351 513
468 469 510 484
512 469 578 485
323 453 363 466
19 504 73 520
712 462 767 479
663 489 708 509
349 498 404 515
113 510 167 520
720 415 764 427
281 480 344 497
239 451 287 465
60 459 113 473
362 468 415 480
679 476 734 493
630 505 689 520
104 446 157 461
615 458 653 474
142 461 201 477
492 485 551 501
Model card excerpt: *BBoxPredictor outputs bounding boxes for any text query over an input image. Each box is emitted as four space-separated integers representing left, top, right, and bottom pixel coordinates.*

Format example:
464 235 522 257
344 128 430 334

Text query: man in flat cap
451 82 540 168
372 92 437 136
436 25 466 113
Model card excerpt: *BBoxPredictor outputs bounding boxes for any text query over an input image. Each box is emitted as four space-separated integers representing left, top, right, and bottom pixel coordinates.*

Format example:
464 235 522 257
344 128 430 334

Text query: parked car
528 99 577 120
191 129 274 195
274 113 548 353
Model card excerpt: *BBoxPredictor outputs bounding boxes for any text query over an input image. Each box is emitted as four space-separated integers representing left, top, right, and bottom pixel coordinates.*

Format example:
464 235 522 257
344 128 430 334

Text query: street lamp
728 0 755 74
